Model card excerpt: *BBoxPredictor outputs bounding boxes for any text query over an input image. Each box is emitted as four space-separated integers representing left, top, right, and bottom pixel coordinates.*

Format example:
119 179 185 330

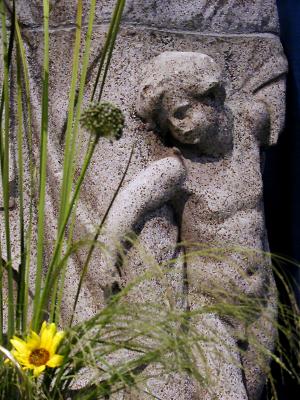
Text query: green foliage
0 0 298 399
0 253 299 399
0 0 127 341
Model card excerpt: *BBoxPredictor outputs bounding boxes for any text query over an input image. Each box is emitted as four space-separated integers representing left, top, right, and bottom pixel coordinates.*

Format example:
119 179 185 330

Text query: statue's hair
136 51 223 127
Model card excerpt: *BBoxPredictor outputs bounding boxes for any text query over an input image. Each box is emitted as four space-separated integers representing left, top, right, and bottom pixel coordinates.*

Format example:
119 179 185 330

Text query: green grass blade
91 0 125 102
56 0 127 323
56 0 83 234
37 137 98 328
49 0 83 324
14 17 36 333
0 249 3 343
50 0 97 324
0 0 15 339
15 46 25 333
32 0 50 331
97 0 126 102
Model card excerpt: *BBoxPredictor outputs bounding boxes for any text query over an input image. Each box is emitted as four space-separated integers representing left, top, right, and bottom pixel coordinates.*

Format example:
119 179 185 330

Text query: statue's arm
101 153 186 292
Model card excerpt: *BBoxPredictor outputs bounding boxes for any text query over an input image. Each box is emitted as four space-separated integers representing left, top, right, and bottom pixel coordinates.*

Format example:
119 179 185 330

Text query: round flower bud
80 101 125 140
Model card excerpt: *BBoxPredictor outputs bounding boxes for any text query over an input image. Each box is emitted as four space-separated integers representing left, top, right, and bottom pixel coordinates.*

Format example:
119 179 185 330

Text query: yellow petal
49 331 65 356
10 349 29 366
26 331 40 350
10 337 30 356
46 354 64 368
12 354 29 366
40 323 56 351
33 365 46 377
39 321 47 334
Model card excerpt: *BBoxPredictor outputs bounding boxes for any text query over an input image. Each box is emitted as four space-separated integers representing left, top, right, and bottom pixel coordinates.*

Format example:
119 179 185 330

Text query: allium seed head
80 101 124 140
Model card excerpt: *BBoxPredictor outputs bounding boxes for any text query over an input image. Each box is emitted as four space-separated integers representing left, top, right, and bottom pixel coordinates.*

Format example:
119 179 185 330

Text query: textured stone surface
16 0 279 34
1 0 287 399
122 0 280 34
12 23 286 398
15 0 115 27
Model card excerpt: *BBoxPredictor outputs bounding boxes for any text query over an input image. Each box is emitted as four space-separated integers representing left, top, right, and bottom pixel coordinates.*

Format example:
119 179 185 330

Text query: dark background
263 0 300 398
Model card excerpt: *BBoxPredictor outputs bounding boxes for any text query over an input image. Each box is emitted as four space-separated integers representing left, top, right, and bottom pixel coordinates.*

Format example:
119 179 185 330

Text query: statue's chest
180 155 263 221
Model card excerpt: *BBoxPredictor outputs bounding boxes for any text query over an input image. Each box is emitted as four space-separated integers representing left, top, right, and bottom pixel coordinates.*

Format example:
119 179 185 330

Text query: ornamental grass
0 1 299 399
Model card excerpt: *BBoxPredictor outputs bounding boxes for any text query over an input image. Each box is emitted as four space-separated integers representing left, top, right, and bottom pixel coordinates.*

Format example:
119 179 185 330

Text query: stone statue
102 51 287 399
1 1 288 399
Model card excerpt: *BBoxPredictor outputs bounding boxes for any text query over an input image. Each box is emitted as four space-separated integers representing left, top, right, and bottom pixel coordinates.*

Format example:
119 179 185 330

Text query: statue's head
137 51 232 156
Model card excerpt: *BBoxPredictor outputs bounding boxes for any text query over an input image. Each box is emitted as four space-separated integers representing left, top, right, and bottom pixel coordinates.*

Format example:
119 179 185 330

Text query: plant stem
15 46 25 333
50 0 84 324
0 0 14 339
32 0 50 331
15 17 35 333
36 136 98 328
51 0 97 324
55 0 127 323
97 0 126 102
91 0 126 102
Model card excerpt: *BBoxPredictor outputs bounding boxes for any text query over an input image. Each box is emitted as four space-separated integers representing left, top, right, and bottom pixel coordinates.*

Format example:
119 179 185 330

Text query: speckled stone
16 0 279 35
122 0 280 34
1 1 286 399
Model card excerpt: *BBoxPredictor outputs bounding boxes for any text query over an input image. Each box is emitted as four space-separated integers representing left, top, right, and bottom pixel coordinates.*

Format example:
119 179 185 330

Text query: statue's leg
241 275 277 400
190 308 249 400
119 311 249 400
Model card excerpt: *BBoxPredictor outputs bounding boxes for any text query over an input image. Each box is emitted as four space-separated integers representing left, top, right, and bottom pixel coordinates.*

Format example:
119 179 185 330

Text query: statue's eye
206 91 216 102
173 104 190 120
194 84 226 105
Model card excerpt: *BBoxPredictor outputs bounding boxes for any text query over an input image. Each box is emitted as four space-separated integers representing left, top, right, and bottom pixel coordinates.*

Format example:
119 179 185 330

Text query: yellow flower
10 321 65 377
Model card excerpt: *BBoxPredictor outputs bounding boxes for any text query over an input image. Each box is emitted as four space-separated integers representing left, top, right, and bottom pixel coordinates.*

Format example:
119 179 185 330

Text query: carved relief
103 51 287 399
3 1 288 398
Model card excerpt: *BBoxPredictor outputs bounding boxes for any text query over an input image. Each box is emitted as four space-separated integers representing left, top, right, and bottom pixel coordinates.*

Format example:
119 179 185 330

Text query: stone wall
2 1 288 399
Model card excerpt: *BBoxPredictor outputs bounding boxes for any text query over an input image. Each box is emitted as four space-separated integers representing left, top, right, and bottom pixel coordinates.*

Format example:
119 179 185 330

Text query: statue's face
161 82 231 155
137 52 234 155
162 84 225 146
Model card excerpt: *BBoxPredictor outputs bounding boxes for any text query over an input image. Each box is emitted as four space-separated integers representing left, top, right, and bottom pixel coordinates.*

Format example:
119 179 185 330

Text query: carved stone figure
103 51 286 399
1 1 288 399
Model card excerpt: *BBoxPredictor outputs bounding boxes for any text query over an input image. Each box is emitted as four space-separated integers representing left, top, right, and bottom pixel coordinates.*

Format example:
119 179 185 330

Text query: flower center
29 348 50 367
